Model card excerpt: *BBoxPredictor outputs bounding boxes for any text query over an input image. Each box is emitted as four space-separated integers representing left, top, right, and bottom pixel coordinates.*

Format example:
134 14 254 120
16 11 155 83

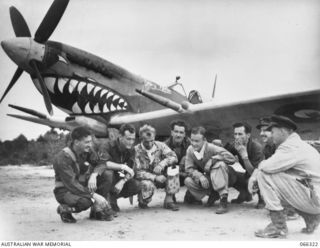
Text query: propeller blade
8 104 47 119
9 6 31 37
34 0 70 43
0 67 23 103
30 60 53 115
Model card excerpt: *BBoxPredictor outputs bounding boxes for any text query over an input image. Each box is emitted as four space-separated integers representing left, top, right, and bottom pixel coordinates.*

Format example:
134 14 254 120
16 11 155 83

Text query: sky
0 0 319 141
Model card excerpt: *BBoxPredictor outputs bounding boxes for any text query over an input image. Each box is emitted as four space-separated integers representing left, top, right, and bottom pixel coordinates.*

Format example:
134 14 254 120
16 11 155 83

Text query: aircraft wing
109 89 320 141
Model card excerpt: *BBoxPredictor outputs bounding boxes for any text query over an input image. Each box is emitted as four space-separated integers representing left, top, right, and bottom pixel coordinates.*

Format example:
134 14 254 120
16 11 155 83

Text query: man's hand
235 140 248 158
121 164 134 178
92 193 108 209
199 176 210 189
88 173 98 192
153 165 163 175
155 175 167 184
114 179 126 195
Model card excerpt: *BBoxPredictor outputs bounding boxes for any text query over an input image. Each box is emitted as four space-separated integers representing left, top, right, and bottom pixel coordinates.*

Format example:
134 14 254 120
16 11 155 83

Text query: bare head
119 124 136 149
71 126 93 153
190 126 206 152
139 124 156 150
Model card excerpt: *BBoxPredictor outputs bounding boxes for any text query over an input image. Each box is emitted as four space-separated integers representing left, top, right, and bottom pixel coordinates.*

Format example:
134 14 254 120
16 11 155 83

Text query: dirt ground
0 165 318 241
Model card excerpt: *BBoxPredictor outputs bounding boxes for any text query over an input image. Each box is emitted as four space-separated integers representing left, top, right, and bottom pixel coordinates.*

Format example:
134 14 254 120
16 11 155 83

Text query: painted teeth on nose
100 89 108 98
72 102 82 113
57 78 67 93
104 91 112 99
110 104 116 111
44 77 56 93
84 102 92 113
93 87 101 97
103 104 109 113
77 81 86 93
93 103 100 113
68 79 78 94
86 84 94 95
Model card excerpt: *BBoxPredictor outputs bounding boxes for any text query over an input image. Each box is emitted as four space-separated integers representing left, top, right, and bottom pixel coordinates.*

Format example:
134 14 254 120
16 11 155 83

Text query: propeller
34 0 70 43
1 0 69 115
0 67 23 103
10 7 31 37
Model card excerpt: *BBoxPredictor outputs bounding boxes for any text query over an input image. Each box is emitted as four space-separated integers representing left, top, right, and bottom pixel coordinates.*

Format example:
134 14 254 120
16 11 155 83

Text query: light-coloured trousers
257 170 320 214
184 161 229 200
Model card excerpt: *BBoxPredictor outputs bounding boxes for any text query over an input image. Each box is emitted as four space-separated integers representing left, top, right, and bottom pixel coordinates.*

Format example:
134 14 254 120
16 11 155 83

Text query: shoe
255 223 287 238
296 211 320 234
95 209 114 221
111 203 120 212
109 194 120 212
206 191 220 207
184 190 202 205
255 210 288 238
215 194 228 214
57 205 76 223
164 202 179 211
138 202 149 209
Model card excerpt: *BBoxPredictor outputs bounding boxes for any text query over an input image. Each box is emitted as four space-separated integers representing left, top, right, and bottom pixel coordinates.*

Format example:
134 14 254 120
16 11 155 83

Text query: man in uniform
134 124 179 211
184 126 236 214
256 117 298 219
249 115 320 238
225 122 265 208
94 124 141 213
53 126 114 223
164 120 191 202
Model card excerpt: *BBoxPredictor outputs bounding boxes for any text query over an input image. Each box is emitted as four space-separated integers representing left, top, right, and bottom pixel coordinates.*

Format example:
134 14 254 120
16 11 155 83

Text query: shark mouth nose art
33 76 128 114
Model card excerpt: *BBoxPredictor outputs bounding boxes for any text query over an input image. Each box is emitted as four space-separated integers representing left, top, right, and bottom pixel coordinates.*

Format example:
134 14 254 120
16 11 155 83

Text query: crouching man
249 115 320 238
184 126 236 214
134 124 179 211
94 124 141 213
53 127 114 223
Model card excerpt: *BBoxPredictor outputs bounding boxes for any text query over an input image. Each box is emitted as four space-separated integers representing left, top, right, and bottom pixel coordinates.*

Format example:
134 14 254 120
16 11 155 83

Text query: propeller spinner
1 0 70 115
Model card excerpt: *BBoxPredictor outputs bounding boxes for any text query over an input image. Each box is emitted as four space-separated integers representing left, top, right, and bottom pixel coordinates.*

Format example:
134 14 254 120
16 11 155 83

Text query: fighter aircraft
1 0 320 141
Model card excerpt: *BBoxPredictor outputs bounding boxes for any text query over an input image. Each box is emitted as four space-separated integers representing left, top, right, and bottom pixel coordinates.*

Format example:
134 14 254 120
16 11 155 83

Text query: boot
57 205 76 223
255 210 288 238
206 190 220 207
215 194 228 214
95 207 114 221
184 190 202 205
138 202 149 209
163 193 179 211
109 194 120 212
296 210 320 234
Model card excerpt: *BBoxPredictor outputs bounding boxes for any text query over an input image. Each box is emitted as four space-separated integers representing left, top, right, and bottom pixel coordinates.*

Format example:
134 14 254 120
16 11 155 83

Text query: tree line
0 130 68 166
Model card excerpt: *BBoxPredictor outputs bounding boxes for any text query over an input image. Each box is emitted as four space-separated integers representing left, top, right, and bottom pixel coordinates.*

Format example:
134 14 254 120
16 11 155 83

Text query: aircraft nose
1 38 30 67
